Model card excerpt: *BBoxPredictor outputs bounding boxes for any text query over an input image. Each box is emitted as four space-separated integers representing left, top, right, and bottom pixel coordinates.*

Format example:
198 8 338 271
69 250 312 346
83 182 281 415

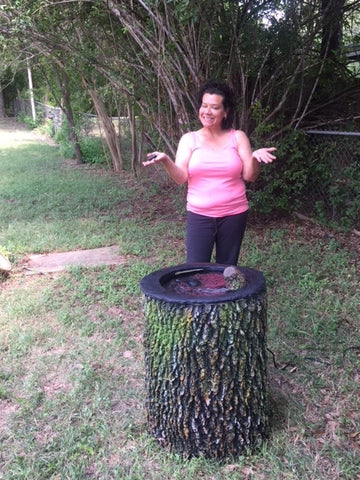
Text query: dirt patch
0 117 55 146
0 400 19 436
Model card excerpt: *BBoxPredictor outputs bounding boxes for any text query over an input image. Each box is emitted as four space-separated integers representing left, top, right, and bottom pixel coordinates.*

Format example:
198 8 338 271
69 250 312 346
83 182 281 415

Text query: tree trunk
87 85 123 172
127 101 138 175
320 0 345 60
52 65 83 164
142 264 268 459
62 98 83 165
0 82 6 118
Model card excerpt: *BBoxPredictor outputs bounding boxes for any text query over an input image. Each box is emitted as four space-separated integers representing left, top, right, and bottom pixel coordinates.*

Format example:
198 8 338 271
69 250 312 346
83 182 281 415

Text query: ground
0 117 55 146
0 117 129 273
0 117 359 478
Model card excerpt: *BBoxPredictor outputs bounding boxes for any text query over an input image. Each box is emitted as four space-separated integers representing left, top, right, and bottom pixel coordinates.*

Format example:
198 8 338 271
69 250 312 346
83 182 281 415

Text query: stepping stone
25 245 126 274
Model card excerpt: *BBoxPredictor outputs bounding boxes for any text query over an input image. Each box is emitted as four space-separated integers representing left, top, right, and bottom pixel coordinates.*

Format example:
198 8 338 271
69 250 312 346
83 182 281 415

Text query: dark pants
185 210 248 265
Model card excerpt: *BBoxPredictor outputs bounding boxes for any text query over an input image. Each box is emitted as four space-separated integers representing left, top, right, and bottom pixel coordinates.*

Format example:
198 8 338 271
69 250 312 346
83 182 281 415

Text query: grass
0 125 359 479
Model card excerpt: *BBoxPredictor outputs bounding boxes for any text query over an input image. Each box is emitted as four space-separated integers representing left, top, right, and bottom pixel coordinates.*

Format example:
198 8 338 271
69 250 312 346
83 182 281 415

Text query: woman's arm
143 132 193 185
235 130 276 182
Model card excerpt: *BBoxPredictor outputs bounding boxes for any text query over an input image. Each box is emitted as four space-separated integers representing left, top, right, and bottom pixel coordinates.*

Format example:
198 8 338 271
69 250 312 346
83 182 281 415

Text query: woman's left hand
253 147 277 164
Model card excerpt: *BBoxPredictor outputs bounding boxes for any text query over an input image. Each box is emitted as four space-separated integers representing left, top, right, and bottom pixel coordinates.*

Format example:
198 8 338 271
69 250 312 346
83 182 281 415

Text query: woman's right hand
142 152 167 166
143 136 190 185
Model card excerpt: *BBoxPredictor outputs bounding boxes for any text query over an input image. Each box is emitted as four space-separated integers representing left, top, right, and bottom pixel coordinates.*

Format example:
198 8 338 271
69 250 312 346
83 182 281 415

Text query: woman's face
199 93 227 129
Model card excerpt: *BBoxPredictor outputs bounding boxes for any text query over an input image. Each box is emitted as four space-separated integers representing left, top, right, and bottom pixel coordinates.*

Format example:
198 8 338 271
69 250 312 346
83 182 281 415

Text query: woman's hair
196 81 235 130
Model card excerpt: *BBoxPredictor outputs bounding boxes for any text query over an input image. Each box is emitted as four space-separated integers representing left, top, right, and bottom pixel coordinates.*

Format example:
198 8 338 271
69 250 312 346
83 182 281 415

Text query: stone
223 265 246 290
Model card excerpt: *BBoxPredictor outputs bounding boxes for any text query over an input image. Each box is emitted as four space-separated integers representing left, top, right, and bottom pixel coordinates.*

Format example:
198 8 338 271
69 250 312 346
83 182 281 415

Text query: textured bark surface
143 290 268 459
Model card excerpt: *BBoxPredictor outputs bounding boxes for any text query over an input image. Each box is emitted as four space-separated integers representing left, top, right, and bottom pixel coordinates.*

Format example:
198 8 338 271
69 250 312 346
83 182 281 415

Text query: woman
143 81 276 265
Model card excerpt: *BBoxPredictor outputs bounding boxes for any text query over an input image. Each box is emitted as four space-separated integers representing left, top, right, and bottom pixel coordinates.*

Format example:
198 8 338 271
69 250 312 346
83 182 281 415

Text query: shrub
315 163 360 230
248 129 311 214
54 120 109 165
79 136 109 165
304 135 360 230
249 128 360 231
54 121 74 158
37 118 54 137
16 113 38 129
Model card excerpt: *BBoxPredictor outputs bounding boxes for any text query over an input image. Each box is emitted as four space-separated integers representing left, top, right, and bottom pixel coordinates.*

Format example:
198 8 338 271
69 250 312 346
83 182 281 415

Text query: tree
0 81 6 118
85 79 123 172
51 64 83 165
0 0 359 167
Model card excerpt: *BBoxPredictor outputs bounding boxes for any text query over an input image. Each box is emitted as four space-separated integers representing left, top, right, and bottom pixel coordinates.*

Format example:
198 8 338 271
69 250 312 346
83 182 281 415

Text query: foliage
327 163 360 229
54 119 110 165
37 117 54 137
15 112 39 129
1 0 360 162
1 0 360 223
78 136 109 166
53 120 74 158
1 68 26 114
249 129 312 214
249 129 360 231
308 139 360 230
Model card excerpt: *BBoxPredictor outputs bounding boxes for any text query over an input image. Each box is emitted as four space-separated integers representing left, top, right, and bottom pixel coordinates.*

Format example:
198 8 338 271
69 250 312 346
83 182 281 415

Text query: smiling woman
143 81 276 265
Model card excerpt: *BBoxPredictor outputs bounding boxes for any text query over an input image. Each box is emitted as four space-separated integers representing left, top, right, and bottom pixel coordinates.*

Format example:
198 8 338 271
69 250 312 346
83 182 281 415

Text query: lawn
0 122 359 479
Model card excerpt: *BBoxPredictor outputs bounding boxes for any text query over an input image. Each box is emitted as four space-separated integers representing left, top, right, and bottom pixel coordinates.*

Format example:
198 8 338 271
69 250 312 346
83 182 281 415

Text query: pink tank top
187 129 248 217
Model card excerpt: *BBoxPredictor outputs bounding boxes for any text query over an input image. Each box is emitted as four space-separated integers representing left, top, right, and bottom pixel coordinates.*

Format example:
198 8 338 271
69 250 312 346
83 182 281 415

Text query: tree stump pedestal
140 263 268 459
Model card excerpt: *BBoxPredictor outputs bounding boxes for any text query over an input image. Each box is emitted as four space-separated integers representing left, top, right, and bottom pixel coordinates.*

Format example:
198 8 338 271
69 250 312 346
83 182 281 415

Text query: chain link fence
78 113 132 138
302 130 360 230
13 99 63 131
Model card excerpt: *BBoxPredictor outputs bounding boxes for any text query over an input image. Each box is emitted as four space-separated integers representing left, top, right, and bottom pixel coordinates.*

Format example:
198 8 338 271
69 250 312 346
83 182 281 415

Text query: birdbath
140 263 268 459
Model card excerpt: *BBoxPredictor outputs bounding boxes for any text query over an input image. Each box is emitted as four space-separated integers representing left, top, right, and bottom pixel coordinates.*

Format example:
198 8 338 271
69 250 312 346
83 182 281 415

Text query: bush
248 129 311 214
37 118 54 137
54 121 74 158
249 128 360 231
304 135 360 230
79 136 109 165
314 161 360 230
54 120 109 165
16 113 39 129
